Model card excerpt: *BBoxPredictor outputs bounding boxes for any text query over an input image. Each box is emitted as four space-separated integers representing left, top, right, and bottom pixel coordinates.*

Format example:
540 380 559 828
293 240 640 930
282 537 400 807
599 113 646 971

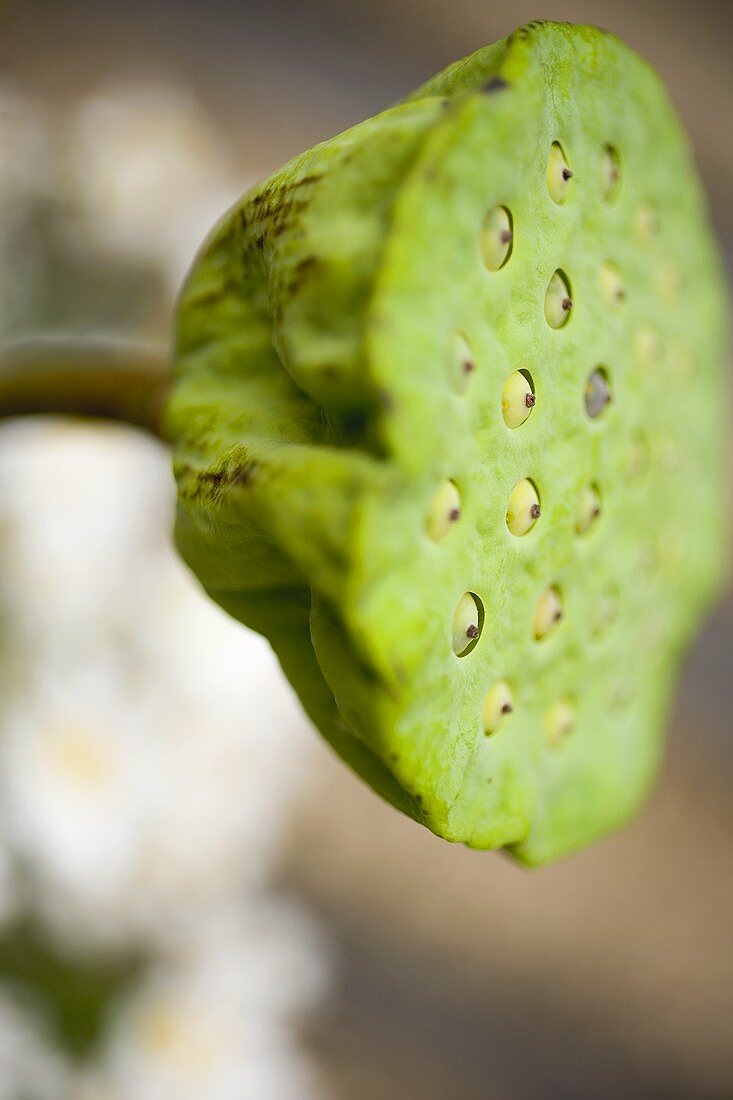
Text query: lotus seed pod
506 478 541 536
166 22 727 864
502 370 535 429
482 681 514 735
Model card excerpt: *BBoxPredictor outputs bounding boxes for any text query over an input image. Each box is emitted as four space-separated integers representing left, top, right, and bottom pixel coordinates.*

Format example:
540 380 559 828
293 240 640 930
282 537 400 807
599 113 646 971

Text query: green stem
0 337 171 438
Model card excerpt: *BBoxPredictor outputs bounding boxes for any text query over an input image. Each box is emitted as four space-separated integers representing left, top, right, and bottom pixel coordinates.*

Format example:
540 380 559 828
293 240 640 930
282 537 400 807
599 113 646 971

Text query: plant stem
0 337 171 439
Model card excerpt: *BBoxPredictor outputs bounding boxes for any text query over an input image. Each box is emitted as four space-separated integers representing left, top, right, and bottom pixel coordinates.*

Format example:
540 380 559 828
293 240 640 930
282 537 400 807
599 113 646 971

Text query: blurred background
0 1 731 1097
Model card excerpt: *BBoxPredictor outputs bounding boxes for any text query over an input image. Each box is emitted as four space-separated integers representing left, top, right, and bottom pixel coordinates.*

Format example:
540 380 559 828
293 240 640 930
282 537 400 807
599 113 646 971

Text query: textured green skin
166 22 727 863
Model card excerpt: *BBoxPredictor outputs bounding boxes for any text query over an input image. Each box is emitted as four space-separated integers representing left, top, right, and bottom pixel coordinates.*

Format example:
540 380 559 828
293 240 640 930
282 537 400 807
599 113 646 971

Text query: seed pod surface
167 22 726 864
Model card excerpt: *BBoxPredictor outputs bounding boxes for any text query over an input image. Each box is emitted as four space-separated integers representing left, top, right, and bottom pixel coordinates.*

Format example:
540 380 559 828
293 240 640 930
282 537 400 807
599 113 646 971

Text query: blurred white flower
93 901 328 1100
62 82 245 291
0 986 70 1100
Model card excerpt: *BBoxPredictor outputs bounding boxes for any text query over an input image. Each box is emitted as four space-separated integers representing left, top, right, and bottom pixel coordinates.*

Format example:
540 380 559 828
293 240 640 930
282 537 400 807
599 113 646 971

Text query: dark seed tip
561 297 572 311
501 703 514 715
562 168 573 180
466 624 480 639
448 508 461 521
525 393 536 408
481 77 509 94
500 229 513 244
463 359 474 374
530 503 541 519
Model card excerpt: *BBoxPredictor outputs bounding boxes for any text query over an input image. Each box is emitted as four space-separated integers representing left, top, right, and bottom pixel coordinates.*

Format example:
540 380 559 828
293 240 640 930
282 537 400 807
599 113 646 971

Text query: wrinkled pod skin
164 21 727 864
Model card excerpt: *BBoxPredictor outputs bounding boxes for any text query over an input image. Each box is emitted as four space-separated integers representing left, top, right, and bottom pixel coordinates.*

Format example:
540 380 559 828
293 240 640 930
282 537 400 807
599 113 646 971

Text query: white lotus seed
600 144 622 203
600 262 626 308
451 332 475 393
480 205 513 271
533 586 563 641
425 480 461 543
506 478 541 537
584 368 612 419
544 270 572 328
502 370 535 429
575 484 602 536
545 701 576 747
452 592 482 656
481 680 514 735
546 141 573 204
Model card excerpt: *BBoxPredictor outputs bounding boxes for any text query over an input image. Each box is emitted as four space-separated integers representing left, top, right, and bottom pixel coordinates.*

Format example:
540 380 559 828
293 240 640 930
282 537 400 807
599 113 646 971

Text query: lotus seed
546 142 573 204
575 484 602 536
534 586 563 641
544 270 572 328
600 262 626 308
452 592 482 656
506 478 541 536
502 370 535 428
600 144 622 203
425 479 461 542
481 205 513 271
545 701 576 747
451 332 475 393
584 367 612 419
482 680 514 734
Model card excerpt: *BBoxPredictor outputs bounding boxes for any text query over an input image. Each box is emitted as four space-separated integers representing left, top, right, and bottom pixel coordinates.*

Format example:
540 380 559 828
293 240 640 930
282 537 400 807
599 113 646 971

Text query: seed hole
546 141 573 204
635 202 660 242
506 478 541 537
501 369 535 428
590 584 620 641
481 680 514 735
655 261 683 300
544 270 573 328
450 332 475 393
452 592 483 657
545 700 576 747
635 325 663 365
533 585 563 642
480 205 513 271
425 479 461 543
600 262 626 308
584 367 612 419
600 144 622 203
627 430 650 481
575 483 602 536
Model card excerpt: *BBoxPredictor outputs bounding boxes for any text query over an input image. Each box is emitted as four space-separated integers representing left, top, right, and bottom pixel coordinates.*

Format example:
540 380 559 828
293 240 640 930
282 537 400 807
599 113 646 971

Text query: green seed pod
166 22 727 864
